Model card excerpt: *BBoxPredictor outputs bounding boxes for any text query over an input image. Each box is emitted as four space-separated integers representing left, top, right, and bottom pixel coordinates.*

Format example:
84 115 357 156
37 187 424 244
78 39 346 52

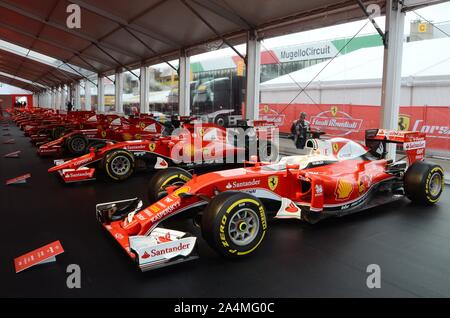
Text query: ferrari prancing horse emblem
149 143 156 151
268 176 279 191
331 106 338 117
332 143 339 153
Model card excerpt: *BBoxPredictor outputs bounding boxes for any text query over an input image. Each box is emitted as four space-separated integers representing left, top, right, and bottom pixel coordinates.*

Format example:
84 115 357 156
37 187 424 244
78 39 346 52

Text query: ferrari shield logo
268 176 279 191
149 143 156 152
332 142 339 154
139 122 146 129
199 128 205 136
101 130 107 138
331 106 338 117
398 114 410 131
263 104 269 113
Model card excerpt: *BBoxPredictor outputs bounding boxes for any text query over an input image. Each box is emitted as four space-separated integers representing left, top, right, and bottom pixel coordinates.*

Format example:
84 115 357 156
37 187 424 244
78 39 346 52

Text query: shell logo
135 134 142 139
149 205 160 213
335 179 353 200
149 143 156 152
122 133 132 141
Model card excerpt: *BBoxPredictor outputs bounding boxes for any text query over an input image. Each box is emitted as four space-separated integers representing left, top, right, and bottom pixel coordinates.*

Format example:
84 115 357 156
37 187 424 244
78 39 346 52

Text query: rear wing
365 129 426 165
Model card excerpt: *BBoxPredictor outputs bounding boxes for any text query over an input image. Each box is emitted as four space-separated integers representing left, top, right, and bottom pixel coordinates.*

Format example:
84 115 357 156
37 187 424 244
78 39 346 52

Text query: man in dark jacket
290 112 309 149
67 101 73 112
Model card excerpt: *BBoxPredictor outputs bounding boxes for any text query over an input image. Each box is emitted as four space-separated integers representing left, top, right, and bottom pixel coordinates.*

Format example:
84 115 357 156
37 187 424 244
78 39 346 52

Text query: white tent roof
261 37 450 90
0 82 32 94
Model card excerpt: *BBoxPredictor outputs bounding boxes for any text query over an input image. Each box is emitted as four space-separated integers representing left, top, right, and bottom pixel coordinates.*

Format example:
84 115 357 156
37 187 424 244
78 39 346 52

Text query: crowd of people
14 100 27 108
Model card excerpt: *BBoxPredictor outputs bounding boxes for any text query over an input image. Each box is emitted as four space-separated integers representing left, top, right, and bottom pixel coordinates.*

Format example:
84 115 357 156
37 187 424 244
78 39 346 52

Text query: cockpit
261 137 369 171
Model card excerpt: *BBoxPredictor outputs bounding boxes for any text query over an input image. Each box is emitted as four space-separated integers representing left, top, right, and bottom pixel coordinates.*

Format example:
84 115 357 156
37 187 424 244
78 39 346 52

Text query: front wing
52 159 96 183
96 198 198 271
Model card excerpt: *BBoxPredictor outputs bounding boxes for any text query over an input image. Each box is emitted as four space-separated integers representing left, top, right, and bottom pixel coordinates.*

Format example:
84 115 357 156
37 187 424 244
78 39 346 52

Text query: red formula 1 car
15 110 59 131
48 121 272 183
37 115 164 156
22 111 96 140
96 129 444 271
29 113 121 146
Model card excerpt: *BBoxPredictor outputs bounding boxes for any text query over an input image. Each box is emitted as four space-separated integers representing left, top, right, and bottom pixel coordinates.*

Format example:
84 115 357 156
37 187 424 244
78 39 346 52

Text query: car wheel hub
72 139 85 152
111 156 130 175
429 172 442 197
228 208 259 246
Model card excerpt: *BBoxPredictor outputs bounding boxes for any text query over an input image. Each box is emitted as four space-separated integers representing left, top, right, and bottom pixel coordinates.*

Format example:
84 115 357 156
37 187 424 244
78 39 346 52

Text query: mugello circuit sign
259 104 450 152
273 41 338 62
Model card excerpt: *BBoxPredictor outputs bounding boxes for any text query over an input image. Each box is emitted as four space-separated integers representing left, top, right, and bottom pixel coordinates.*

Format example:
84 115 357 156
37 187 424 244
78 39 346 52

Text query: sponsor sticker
268 176 279 191
225 179 261 189
335 179 353 200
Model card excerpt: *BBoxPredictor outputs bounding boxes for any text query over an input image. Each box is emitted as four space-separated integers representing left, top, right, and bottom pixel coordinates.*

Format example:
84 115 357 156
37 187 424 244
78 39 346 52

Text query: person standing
290 112 309 149
67 100 73 112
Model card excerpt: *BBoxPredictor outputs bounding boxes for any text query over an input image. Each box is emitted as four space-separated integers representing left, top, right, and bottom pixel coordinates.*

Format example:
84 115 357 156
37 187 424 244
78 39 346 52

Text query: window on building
122 69 140 115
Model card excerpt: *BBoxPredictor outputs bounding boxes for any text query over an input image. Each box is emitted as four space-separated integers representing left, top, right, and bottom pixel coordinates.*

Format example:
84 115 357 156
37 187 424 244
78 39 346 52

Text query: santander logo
141 242 191 259
225 179 261 189
67 170 92 178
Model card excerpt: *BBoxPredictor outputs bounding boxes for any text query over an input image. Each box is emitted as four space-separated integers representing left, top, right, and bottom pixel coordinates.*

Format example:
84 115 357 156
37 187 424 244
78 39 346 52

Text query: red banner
259 104 450 152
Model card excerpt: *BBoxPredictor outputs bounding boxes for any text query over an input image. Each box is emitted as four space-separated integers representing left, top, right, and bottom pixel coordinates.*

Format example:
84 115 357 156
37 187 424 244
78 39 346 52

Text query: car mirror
178 192 194 199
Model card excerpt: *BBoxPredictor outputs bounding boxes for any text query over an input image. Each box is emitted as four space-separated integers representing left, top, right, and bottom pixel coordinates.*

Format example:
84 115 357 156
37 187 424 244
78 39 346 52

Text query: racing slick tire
214 114 228 127
404 161 444 205
66 134 89 155
102 149 135 181
147 167 192 203
51 126 65 140
201 192 267 258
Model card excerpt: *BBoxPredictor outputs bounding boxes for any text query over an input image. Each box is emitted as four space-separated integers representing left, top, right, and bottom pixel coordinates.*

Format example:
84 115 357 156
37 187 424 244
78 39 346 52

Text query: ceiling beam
7 0 60 88
0 65 60 87
0 0 143 60
69 0 180 47
0 76 39 91
0 73 47 90
0 21 116 69
190 0 253 29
